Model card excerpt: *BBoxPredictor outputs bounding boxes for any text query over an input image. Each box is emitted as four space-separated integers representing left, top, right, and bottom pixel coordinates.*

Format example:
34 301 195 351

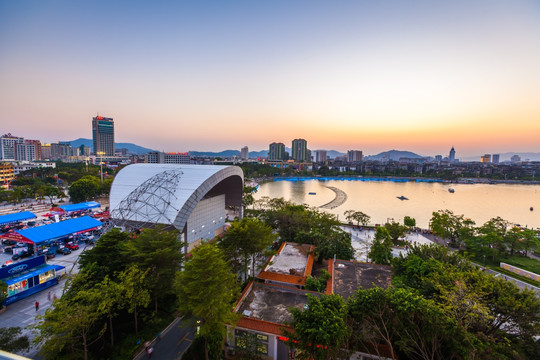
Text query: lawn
500 255 540 275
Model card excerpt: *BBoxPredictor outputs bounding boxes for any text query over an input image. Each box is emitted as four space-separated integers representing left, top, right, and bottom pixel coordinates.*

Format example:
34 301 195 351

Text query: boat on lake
308 192 316 195
396 196 408 200
448 188 455 193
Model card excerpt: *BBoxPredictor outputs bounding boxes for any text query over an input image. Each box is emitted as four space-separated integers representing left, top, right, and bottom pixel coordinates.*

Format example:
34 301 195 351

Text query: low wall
500 262 540 282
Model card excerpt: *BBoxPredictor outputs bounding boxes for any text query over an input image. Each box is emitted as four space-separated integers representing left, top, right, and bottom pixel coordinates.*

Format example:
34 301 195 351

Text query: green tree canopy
218 217 276 280
286 294 349 360
175 242 240 360
368 227 393 265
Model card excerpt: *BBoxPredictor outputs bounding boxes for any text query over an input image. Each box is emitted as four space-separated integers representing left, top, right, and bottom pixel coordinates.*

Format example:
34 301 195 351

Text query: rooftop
235 282 313 327
330 259 392 299
257 242 315 286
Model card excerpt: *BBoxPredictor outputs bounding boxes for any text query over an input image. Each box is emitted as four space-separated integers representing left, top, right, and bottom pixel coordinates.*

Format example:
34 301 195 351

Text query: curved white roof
109 164 243 230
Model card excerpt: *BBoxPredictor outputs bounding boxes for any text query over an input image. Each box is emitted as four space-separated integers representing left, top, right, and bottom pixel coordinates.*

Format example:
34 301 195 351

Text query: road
133 317 196 360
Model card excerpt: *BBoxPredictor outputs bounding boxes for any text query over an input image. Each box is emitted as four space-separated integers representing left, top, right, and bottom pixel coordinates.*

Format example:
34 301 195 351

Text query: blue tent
15 216 102 244
0 211 36 225
59 201 101 212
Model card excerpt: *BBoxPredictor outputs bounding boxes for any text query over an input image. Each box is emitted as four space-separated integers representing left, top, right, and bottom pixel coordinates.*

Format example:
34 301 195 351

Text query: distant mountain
367 150 424 161
188 150 240 158
460 152 540 162
67 138 157 155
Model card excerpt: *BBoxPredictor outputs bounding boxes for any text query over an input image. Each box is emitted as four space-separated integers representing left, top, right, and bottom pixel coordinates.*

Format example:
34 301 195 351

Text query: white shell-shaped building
109 164 243 247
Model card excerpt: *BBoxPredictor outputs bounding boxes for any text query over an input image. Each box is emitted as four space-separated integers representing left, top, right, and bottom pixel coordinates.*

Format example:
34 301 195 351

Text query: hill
66 138 157 155
366 150 424 161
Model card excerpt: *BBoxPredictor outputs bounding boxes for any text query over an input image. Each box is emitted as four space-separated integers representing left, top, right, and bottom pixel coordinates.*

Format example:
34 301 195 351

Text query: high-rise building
92 115 115 156
240 146 249 160
511 155 521 163
492 154 500 164
315 150 327 163
268 142 285 161
145 152 190 164
480 154 491 163
24 140 42 160
292 139 308 162
435 155 442 161
449 147 456 162
347 150 363 162
0 134 24 161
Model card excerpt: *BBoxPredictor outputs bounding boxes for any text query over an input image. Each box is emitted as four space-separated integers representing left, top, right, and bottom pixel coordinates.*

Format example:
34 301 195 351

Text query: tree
286 294 349 360
0 327 30 353
175 243 240 360
34 285 106 360
368 227 393 265
78 228 131 284
68 177 100 203
429 210 468 246
117 265 151 335
403 216 416 229
384 221 407 244
242 185 257 208
122 226 184 312
219 217 276 280
344 210 371 227
42 185 63 205
315 229 355 262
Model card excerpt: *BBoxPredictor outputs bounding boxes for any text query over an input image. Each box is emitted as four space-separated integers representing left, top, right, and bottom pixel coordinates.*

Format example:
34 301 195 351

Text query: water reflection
255 180 540 229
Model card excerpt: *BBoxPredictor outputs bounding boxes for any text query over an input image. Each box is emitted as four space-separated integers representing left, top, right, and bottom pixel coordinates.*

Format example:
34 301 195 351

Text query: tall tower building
315 150 327 163
268 142 285 161
347 150 363 162
292 139 308 162
240 146 249 160
492 154 500 164
92 115 115 156
449 147 456 162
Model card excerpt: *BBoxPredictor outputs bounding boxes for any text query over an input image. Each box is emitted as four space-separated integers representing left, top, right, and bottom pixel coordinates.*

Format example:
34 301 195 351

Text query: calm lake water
254 179 540 229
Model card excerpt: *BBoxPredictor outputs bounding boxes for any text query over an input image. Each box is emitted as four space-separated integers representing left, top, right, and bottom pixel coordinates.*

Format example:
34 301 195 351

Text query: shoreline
256 175 540 185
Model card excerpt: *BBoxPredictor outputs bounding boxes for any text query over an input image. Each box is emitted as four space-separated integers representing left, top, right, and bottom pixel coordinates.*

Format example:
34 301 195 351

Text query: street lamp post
97 152 104 184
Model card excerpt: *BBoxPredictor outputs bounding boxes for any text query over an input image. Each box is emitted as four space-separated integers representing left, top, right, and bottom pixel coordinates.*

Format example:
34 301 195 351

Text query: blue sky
1 0 540 156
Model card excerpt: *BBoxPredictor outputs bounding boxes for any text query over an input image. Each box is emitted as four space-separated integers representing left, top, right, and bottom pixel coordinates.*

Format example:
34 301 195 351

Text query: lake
254 179 540 229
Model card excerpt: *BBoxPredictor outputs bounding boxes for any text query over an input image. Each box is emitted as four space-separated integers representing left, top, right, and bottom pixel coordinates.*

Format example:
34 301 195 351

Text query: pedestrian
47 291 51 301
35 301 39 311
53 293 57 301
147 346 153 358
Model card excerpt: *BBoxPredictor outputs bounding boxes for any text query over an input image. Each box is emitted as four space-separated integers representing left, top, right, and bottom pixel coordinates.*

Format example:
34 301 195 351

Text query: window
7 279 28 297
39 269 55 283
235 330 269 355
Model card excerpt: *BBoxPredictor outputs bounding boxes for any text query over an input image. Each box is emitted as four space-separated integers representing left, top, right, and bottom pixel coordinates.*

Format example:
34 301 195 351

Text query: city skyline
1 1 540 157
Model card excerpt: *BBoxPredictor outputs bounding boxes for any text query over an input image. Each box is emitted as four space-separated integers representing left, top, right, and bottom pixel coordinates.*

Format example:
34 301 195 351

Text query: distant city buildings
435 155 442 161
315 150 327 163
92 115 115 156
240 146 249 160
0 134 23 161
268 142 286 161
145 151 190 164
449 146 456 162
511 155 521 163
347 150 363 162
492 154 500 164
480 154 491 163
291 139 308 162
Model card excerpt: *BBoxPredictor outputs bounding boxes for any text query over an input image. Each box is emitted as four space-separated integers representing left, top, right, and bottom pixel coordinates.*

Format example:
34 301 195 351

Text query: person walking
147 346 153 358
35 301 39 311
47 291 51 301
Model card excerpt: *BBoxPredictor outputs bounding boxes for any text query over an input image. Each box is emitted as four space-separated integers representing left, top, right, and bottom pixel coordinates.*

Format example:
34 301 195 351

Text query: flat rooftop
257 242 315 286
331 260 392 299
236 282 311 325
265 242 311 275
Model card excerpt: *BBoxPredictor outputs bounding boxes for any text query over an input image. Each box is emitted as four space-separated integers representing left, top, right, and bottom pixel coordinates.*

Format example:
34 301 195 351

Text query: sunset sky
1 0 539 157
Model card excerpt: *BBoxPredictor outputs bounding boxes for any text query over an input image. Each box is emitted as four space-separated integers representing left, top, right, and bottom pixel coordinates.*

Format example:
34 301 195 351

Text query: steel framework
110 170 184 230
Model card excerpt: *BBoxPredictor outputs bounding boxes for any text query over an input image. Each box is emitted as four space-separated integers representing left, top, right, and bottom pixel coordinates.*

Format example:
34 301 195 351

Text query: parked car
12 250 32 260
57 247 71 255
64 243 79 250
